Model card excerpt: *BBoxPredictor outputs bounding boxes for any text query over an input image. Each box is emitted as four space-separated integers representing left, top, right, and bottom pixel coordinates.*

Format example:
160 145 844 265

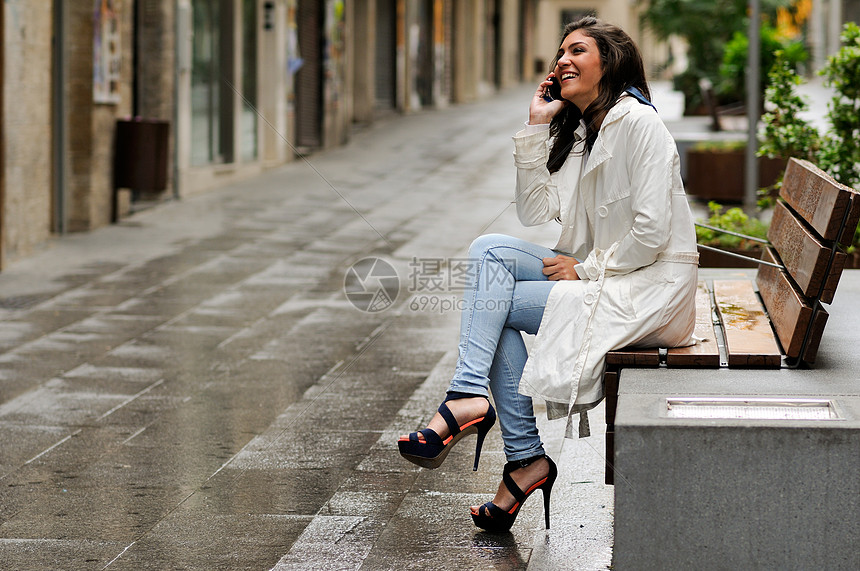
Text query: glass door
191 0 234 166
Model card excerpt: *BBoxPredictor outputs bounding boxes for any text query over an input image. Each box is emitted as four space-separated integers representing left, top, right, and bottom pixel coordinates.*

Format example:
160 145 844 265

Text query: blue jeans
448 234 557 462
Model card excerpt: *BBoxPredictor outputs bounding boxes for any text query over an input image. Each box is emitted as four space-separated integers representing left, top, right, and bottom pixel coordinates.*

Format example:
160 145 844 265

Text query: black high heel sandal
397 396 496 471
471 454 557 533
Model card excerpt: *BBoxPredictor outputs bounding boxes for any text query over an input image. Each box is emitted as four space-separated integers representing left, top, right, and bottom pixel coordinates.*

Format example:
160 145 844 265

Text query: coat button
597 205 609 217
584 293 595 305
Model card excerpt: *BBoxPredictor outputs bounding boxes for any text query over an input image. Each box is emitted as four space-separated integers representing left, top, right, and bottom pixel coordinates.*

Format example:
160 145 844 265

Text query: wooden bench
603 158 860 484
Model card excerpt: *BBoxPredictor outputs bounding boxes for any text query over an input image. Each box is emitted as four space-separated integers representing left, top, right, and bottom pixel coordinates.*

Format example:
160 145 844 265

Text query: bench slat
756 248 815 360
767 200 845 302
666 281 721 366
779 158 860 245
713 279 781 367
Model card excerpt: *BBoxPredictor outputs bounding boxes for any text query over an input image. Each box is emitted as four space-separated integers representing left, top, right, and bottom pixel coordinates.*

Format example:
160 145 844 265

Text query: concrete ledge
614 408 859 570
612 270 860 570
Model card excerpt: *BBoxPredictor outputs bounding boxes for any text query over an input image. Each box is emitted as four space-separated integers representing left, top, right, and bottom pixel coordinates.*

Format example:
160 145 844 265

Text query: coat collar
581 97 638 177
603 94 639 126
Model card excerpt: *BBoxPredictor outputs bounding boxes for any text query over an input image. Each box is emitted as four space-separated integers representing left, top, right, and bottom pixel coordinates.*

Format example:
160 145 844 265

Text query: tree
639 0 793 112
719 23 808 103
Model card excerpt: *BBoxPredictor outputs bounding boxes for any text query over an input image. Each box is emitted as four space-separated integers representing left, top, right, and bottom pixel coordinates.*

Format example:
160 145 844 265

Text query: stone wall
2 0 54 263
1 0 541 268
66 0 134 232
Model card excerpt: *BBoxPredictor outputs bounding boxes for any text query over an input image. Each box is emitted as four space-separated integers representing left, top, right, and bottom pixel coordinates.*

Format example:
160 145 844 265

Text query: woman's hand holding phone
529 73 566 125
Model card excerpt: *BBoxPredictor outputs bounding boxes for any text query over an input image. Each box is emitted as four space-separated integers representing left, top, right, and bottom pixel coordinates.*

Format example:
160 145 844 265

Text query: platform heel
398 397 496 471
471 454 557 533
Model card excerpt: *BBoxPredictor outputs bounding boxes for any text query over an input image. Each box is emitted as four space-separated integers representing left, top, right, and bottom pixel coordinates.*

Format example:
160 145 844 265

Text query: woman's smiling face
554 30 603 111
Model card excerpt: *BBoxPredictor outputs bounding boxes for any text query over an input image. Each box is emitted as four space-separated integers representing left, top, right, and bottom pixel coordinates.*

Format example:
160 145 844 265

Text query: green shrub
692 140 747 153
758 51 821 163
819 22 860 192
696 201 769 250
718 23 808 103
758 22 860 249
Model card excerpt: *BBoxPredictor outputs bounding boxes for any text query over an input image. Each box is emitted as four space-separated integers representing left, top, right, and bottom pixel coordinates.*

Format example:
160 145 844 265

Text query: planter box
686 150 785 202
698 246 762 268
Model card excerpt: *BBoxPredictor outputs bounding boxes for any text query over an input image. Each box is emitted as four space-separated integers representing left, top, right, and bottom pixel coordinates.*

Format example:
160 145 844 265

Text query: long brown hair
547 17 650 173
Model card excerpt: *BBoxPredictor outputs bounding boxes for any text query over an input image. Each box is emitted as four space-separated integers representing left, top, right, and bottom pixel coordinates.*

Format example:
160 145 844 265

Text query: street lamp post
745 0 761 212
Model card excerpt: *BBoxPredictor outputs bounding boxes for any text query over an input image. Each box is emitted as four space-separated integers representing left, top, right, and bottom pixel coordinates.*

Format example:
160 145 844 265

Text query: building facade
0 0 545 269
0 0 851 269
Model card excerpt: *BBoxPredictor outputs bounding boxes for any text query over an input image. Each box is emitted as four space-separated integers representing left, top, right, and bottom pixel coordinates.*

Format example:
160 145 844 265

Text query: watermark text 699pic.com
408 295 511 314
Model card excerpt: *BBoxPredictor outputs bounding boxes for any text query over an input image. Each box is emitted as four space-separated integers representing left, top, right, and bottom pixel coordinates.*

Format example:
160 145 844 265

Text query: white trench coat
513 95 699 437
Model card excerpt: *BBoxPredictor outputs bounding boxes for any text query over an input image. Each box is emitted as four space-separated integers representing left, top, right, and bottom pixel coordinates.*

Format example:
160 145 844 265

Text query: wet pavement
0 85 613 570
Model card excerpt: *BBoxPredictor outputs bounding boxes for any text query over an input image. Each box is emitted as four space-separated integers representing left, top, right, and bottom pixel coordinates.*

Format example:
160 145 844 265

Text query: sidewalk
0 84 613 569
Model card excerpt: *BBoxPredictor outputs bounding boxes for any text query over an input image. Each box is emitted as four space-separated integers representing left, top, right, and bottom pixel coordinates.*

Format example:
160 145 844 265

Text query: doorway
295 0 323 150
375 0 397 111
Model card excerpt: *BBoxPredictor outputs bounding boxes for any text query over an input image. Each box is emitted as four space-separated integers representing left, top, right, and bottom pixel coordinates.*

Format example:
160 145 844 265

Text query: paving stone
193 467 353 516
104 512 309 571
0 484 190 542
0 538 127 571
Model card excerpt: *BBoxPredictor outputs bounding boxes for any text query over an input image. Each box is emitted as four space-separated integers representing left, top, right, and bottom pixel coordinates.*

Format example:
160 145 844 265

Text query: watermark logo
344 257 400 313
344 256 516 314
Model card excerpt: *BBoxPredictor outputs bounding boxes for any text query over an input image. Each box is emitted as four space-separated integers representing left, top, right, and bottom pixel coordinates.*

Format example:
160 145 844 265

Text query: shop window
191 0 234 166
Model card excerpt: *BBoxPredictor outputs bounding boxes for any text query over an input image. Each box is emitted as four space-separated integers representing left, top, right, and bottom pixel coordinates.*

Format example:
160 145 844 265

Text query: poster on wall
324 0 345 104
93 0 122 104
287 0 303 75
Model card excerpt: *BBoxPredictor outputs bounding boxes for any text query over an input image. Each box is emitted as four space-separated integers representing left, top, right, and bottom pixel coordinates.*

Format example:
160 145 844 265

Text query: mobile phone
542 76 561 102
